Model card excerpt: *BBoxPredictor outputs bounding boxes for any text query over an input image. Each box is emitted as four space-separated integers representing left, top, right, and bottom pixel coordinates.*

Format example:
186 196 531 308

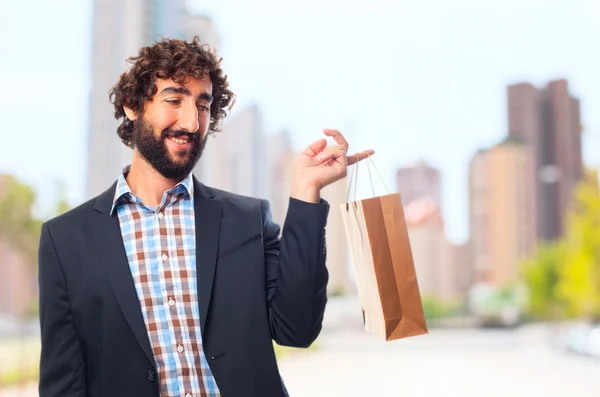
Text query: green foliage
522 168 600 321
556 168 600 320
0 364 39 388
483 283 527 312
0 176 71 318
421 295 460 319
522 242 565 319
0 176 42 265
0 177 72 264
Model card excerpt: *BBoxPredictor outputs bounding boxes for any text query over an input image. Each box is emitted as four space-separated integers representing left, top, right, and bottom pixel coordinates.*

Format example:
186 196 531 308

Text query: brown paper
340 192 428 341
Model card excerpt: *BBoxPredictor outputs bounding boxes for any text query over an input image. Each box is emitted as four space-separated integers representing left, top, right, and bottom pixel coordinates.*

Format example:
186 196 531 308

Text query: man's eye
166 99 181 105
197 104 210 112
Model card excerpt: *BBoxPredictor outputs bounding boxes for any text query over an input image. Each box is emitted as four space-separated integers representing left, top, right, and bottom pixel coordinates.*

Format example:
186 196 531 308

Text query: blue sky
0 0 598 243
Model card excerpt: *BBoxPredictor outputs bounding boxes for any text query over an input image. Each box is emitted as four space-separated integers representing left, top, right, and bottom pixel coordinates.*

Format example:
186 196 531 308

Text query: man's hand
290 129 375 203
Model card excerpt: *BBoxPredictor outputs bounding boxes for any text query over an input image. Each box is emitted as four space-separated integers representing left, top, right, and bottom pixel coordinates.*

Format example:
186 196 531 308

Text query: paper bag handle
346 151 390 202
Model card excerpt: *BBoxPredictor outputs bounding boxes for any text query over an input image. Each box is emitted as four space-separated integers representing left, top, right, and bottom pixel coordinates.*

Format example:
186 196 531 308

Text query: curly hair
109 36 235 148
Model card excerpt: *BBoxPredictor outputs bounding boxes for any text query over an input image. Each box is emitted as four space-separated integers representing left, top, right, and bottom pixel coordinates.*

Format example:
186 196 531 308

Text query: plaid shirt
111 166 220 397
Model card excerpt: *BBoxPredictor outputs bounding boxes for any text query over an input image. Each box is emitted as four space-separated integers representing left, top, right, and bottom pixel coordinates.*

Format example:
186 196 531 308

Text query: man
38 36 374 397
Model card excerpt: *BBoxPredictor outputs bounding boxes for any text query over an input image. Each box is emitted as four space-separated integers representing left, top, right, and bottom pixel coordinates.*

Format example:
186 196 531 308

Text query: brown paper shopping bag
340 154 428 341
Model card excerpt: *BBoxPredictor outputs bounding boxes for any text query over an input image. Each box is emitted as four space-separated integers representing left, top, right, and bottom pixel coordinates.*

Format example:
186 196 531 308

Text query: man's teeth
170 137 189 144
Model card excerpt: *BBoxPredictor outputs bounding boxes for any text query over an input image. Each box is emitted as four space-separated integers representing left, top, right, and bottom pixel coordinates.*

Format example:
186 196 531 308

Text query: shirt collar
110 165 194 215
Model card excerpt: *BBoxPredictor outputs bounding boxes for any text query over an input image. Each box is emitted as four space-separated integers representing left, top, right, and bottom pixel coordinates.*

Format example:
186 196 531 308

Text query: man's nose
178 103 199 133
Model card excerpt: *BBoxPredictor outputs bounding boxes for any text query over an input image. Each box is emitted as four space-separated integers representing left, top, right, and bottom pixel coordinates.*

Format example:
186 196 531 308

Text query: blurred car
556 322 600 358
468 282 527 327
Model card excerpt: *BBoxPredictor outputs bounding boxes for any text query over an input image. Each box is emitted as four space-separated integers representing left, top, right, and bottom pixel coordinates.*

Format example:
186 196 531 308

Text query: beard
132 116 207 180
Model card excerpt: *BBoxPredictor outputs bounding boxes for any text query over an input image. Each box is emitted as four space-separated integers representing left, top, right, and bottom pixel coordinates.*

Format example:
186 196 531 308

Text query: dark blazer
38 177 330 397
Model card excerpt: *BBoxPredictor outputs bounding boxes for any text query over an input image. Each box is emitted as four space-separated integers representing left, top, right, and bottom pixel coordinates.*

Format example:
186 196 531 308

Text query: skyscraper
198 104 269 199
468 139 537 285
396 161 441 206
86 0 184 198
507 79 582 241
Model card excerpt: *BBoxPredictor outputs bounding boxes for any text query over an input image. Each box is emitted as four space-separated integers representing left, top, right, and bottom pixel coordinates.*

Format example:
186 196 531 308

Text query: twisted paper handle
346 151 390 202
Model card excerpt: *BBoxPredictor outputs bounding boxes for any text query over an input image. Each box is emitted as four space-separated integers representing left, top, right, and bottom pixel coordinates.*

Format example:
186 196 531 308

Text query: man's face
130 75 213 180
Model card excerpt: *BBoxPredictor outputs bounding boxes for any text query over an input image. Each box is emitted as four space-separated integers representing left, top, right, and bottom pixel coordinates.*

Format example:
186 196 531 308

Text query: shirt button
168 297 176 307
186 394 192 397
158 212 164 219
177 344 184 353
161 253 168 261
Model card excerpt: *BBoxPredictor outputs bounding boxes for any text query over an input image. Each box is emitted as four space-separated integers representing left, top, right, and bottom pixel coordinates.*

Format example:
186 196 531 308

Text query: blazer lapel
91 183 155 367
193 178 222 336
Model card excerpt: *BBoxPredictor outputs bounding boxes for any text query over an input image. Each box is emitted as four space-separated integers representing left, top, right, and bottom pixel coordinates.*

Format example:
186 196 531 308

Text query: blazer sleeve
263 197 330 348
38 222 86 397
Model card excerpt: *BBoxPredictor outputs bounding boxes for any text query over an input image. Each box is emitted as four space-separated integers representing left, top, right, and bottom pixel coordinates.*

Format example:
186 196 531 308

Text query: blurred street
278 298 600 397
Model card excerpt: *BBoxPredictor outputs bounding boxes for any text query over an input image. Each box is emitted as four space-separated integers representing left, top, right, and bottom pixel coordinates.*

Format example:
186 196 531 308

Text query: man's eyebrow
198 92 213 103
159 86 191 96
160 86 213 103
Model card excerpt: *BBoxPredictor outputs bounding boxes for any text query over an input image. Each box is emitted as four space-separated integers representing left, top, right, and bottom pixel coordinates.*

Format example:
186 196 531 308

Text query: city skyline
0 0 599 245
2 2 600 392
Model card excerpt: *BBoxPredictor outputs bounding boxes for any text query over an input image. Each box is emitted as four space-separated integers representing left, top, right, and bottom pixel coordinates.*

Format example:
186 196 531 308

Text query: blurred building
468 138 537 286
507 79 583 241
195 104 270 199
0 241 34 317
396 161 469 301
396 161 441 206
405 198 445 298
320 178 351 295
440 241 470 302
0 175 37 317
404 197 468 301
468 150 490 284
184 14 221 50
266 130 296 226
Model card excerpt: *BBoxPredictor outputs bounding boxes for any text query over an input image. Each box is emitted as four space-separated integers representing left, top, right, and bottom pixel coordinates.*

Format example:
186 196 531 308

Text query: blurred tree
0 176 42 267
0 176 71 319
522 241 565 319
556 168 600 320
522 168 600 321
421 295 460 319
0 176 71 267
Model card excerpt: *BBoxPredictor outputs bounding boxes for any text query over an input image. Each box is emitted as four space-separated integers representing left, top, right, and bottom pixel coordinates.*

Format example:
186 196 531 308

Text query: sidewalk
0 383 36 397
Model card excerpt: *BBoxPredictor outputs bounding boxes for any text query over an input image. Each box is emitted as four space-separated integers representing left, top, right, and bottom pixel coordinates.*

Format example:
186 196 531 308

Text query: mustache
162 129 200 141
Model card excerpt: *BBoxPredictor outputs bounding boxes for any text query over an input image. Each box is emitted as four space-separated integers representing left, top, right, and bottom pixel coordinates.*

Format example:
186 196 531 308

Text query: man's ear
123 105 138 121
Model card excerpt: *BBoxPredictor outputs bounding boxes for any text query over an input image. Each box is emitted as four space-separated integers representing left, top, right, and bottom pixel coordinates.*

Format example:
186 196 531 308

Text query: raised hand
290 128 375 203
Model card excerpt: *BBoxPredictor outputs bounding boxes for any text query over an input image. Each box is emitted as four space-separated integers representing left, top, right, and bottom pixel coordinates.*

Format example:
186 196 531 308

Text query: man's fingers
323 129 349 152
316 152 335 165
346 149 375 166
303 139 327 157
305 132 373 167
313 146 342 164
